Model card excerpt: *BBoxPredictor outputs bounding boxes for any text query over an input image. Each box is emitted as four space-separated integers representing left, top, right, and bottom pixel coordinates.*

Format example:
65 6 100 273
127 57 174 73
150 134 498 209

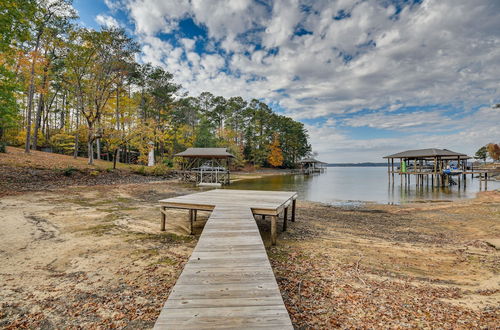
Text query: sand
0 181 498 328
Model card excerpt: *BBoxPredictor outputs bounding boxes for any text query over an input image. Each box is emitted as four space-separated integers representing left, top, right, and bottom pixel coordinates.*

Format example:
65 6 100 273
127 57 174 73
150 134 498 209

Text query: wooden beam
189 209 194 235
283 206 288 232
161 206 166 231
271 215 277 245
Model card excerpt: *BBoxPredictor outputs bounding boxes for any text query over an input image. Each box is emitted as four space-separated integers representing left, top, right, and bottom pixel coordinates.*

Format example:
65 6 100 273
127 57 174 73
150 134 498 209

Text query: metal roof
383 148 469 159
297 157 325 163
175 148 235 158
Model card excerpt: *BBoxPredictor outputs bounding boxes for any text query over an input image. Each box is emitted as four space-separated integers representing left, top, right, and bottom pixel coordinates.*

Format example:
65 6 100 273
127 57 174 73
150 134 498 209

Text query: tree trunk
25 33 42 153
115 86 121 164
73 110 79 159
32 93 44 150
60 93 66 129
113 148 118 169
88 139 94 165
96 138 101 160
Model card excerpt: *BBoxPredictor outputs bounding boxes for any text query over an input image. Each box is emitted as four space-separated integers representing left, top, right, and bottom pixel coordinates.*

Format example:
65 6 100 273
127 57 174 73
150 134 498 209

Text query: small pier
384 148 496 189
155 189 297 329
296 157 327 175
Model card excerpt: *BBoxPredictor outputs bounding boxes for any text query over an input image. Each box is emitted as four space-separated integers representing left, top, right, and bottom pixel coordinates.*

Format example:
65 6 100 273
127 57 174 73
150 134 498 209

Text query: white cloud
120 0 500 161
95 14 120 29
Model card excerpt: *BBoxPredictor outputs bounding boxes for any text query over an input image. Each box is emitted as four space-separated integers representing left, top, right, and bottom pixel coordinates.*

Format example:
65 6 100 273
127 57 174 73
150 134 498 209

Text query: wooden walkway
155 189 297 329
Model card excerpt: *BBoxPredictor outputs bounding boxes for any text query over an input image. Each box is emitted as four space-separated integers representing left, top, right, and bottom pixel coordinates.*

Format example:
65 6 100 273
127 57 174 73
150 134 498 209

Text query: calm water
227 167 499 205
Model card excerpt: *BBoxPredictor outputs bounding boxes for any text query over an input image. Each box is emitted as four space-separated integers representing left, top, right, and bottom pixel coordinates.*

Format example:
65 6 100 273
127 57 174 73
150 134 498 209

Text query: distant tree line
0 0 311 168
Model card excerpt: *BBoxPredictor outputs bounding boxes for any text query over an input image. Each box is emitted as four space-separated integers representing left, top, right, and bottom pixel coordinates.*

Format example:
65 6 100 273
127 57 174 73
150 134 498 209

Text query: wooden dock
155 189 297 329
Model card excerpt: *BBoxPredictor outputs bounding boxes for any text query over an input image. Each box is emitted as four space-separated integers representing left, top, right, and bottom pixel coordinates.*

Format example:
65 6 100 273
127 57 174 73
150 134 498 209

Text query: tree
267 134 283 167
193 118 217 148
66 28 138 164
0 0 36 147
487 143 500 161
475 146 487 162
23 0 76 153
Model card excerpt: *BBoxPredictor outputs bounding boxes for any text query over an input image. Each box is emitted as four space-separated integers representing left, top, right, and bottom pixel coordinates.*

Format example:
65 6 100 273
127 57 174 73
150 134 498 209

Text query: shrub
162 158 173 168
0 141 6 153
62 166 78 177
133 164 171 176
150 164 170 176
133 166 147 175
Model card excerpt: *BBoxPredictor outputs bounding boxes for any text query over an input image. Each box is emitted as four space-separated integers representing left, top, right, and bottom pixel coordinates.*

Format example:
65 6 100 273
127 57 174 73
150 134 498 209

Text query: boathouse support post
391 158 395 182
387 159 390 182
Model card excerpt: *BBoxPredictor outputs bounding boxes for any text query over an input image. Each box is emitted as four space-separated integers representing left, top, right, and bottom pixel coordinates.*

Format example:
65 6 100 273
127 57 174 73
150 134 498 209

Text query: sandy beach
1 180 498 328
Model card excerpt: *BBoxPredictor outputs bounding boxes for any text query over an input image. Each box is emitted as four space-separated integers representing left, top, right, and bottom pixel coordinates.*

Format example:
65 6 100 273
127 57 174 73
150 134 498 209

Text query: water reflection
227 167 498 204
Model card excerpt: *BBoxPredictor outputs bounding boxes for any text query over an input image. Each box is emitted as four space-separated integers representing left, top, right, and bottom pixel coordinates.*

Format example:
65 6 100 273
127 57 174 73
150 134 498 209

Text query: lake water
227 167 498 205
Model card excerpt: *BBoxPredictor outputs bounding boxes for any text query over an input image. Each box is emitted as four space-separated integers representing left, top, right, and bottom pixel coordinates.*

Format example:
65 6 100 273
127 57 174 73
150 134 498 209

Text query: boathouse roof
297 158 327 164
175 148 235 158
383 148 469 159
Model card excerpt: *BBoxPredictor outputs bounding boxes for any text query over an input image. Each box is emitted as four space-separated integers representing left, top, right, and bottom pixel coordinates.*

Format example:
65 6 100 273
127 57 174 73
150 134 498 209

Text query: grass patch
61 166 79 177
81 223 116 236
133 248 160 257
126 232 194 244
151 256 178 266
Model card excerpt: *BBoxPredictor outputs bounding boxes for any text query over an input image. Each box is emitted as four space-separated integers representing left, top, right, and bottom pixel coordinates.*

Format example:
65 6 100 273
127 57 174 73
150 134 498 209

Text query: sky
73 0 500 163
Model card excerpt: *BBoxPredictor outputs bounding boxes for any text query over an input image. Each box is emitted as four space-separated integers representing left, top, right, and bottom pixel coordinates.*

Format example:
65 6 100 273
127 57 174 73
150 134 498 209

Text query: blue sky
73 0 500 162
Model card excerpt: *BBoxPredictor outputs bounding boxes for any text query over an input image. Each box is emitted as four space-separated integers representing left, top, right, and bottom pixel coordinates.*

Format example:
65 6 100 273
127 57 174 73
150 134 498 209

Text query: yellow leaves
486 143 500 161
15 50 49 90
268 133 284 167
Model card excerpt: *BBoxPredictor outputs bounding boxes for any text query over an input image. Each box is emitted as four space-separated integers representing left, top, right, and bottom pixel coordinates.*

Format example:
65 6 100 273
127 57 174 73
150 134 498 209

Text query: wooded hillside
0 0 311 168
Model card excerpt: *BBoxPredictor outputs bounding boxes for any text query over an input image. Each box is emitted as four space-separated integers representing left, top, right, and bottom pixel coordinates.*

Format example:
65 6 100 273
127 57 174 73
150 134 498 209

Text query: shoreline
1 181 498 328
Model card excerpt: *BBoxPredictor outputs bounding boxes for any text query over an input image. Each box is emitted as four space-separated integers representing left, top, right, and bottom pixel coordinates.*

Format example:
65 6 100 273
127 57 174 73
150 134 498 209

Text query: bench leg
283 207 288 232
161 206 166 231
291 199 296 222
271 215 277 245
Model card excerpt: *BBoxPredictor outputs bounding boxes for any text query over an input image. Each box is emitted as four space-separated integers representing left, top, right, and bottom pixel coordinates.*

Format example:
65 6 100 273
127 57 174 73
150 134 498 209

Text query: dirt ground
0 181 499 328
267 191 500 328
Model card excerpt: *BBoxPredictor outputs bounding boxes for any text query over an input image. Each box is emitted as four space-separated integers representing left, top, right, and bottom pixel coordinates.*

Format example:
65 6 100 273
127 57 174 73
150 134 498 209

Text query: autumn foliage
486 143 500 161
267 134 284 167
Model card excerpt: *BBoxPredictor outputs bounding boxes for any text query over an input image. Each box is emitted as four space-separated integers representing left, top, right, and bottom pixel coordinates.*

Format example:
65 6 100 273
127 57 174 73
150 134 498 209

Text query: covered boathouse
383 148 473 187
175 147 234 186
297 157 328 174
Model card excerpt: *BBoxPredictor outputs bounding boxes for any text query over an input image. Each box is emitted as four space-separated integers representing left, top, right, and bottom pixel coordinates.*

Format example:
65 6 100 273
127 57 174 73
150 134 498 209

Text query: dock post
189 209 194 235
291 199 296 222
283 206 288 232
271 215 277 245
161 206 166 231
193 209 197 222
